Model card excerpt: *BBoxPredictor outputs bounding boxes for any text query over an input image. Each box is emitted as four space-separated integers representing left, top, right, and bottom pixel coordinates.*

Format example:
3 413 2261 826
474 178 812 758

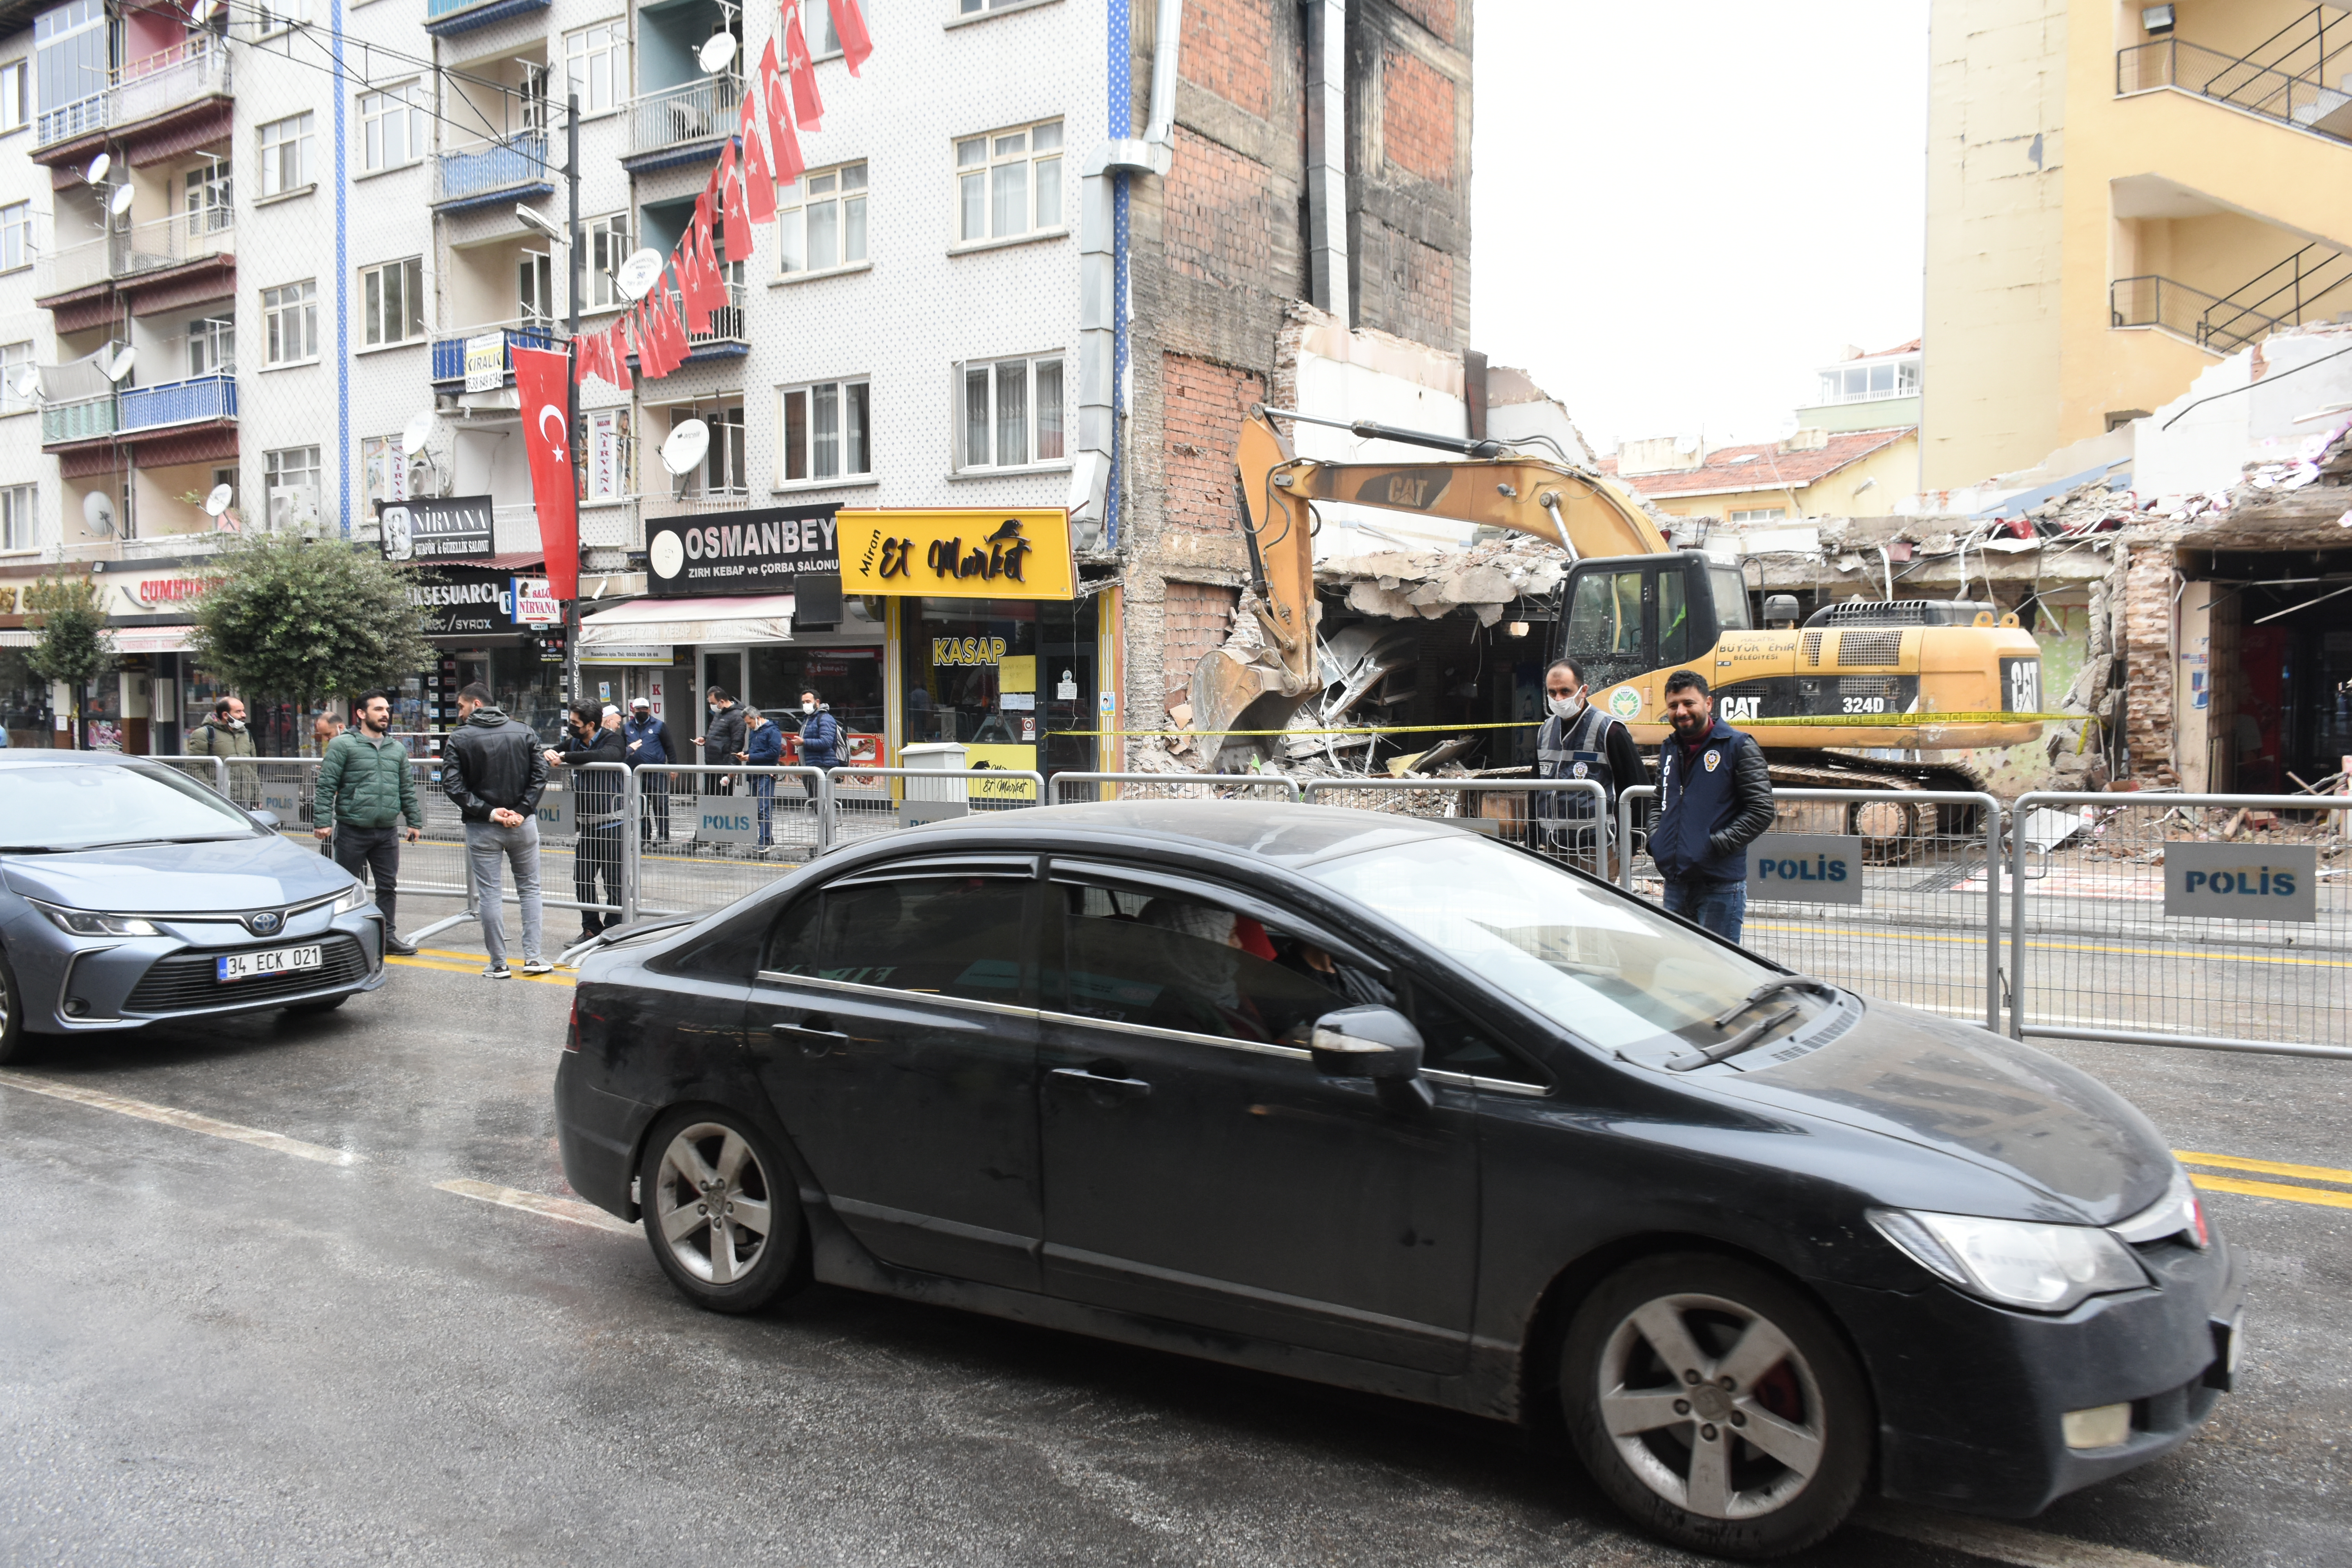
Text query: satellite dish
660 419 710 476
107 183 134 218
398 410 436 456
103 345 135 382
11 370 36 400
82 491 117 537
615 247 664 301
698 32 737 72
85 153 110 186
202 483 234 517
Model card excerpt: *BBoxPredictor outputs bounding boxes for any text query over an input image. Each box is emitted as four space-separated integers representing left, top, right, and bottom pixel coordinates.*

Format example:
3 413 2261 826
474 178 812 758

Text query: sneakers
483 961 512 980
384 934 418 957
521 958 554 976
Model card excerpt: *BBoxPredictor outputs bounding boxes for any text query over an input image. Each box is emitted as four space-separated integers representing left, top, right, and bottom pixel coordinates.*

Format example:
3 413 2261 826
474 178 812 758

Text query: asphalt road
1 896 2345 1568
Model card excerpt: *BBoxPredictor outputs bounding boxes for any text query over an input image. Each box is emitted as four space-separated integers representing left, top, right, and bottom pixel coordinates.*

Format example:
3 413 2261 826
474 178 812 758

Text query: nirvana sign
645 504 841 598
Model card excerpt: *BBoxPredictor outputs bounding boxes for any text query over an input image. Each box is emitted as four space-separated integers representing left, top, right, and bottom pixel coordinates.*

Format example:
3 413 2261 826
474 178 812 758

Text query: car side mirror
1310 1005 1425 1081
249 809 281 831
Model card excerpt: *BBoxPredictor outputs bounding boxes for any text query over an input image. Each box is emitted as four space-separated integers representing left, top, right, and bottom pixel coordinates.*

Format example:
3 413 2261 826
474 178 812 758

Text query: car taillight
2189 1191 2210 1249
564 996 580 1053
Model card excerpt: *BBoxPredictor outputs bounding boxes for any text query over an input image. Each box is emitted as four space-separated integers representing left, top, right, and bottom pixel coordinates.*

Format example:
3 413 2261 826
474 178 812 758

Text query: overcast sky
1469 0 1931 454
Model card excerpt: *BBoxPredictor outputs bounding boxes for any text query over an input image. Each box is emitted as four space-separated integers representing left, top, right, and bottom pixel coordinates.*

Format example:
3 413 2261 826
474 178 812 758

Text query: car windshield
0 764 258 850
1307 834 1802 1054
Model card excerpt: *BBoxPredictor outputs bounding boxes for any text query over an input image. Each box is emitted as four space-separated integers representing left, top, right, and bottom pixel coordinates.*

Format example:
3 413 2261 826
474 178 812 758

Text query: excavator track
1633 750 1991 863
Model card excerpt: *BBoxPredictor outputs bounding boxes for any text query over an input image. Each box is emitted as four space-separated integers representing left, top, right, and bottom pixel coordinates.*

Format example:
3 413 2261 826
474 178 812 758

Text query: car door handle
771 1022 850 1058
1049 1066 1152 1101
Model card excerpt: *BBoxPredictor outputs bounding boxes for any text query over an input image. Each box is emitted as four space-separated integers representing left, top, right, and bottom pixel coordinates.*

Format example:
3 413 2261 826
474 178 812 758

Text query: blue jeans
1661 877 1747 944
751 775 775 846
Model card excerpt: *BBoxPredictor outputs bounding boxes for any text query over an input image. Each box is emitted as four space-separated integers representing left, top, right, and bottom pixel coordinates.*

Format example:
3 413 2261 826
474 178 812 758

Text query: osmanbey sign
645 504 840 597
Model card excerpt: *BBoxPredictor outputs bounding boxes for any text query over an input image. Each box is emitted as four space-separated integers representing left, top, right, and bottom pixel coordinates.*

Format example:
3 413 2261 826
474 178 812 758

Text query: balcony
35 212 235 318
686 282 749 357
425 0 551 36
430 321 560 387
623 77 743 172
434 134 556 213
119 373 236 433
2119 13 2352 142
33 35 231 160
40 392 117 448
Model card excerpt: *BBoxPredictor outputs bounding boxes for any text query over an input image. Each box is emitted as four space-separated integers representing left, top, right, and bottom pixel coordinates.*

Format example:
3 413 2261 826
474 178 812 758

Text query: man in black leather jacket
545 702 628 943
442 684 552 977
694 686 746 796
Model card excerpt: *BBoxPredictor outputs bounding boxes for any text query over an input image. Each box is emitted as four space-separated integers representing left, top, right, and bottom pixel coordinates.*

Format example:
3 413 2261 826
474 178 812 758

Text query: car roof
916 799 1465 871
0 751 156 768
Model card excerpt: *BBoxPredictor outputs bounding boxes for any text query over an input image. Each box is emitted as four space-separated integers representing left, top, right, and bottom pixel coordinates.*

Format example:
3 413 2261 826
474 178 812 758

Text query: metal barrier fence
633 764 829 919
1051 772 1303 805
1300 778 1612 879
1619 785 2006 1030
2009 792 2352 1059
148 754 228 793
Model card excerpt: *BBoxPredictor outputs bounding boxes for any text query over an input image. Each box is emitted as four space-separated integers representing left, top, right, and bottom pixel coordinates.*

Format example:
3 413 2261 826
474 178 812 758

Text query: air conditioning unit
268 484 319 533
407 454 445 498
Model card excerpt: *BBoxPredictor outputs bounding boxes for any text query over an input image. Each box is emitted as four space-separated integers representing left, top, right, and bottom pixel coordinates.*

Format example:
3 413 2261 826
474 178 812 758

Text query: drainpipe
1076 0 1181 550
1303 0 1348 320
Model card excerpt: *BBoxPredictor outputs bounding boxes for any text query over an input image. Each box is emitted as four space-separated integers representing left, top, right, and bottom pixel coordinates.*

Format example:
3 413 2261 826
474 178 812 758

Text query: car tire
0 948 27 1065
283 995 350 1016
1561 1253 1870 1560
637 1107 805 1315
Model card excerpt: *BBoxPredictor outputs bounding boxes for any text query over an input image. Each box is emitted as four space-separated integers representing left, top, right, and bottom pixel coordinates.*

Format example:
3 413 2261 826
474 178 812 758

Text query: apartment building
1923 0 2352 490
0 0 1477 773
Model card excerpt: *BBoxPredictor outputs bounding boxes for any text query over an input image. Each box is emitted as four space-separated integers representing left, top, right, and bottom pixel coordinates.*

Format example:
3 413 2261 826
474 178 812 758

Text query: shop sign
125 573 211 611
379 496 495 563
513 577 561 626
464 332 507 392
408 568 514 637
644 503 841 597
585 645 674 667
838 508 1074 600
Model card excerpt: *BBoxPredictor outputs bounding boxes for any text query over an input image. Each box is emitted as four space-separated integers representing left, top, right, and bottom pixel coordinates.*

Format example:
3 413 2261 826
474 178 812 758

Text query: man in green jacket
313 689 423 956
186 695 258 803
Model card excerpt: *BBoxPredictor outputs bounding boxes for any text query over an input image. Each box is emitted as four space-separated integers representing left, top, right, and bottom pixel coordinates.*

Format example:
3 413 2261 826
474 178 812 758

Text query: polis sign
1746 833 1865 906
2163 842 2318 923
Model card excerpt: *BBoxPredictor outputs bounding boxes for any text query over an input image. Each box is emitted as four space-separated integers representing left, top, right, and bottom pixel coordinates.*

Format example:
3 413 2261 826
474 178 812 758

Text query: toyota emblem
247 911 284 936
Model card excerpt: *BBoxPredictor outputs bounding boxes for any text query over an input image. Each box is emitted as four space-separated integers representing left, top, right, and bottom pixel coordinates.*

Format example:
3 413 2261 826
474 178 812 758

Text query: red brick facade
1165 128 1280 289
1390 0 1456 43
1382 46 1456 186
1162 581 1242 710
1179 0 1275 118
1162 353 1267 538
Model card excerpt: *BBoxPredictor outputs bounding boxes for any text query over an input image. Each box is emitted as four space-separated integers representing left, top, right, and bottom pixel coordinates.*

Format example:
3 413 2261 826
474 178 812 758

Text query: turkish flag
719 142 754 265
738 107 778 222
826 0 873 75
784 6 823 130
510 345 579 601
601 325 631 390
761 45 804 183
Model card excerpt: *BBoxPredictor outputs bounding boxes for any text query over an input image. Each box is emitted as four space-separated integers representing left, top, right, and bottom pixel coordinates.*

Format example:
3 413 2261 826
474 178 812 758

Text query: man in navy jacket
623 696 670 840
1649 670 1775 942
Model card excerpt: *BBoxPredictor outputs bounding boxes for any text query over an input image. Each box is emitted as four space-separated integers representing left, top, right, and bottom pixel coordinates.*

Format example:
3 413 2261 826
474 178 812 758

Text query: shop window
905 594 1100 777
777 378 870 485
749 645 883 754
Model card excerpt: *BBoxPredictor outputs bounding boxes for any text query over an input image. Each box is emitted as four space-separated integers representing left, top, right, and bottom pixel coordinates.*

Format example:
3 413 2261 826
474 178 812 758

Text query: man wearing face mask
187 695 258 804
1533 657 1644 871
792 688 842 811
1650 670 1775 943
693 686 746 797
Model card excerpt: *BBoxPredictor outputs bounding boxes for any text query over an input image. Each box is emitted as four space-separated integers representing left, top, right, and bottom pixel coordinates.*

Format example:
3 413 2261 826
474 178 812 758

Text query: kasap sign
1746 834 1865 906
2164 843 2318 923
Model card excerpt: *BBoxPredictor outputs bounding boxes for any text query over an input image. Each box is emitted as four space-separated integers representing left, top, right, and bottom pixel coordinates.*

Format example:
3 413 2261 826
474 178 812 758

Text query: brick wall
1382 46 1456 186
1164 127 1281 289
1389 0 1456 43
2122 544 2180 786
1162 352 1266 537
1352 218 1460 350
1180 0 1274 117
1162 580 1241 710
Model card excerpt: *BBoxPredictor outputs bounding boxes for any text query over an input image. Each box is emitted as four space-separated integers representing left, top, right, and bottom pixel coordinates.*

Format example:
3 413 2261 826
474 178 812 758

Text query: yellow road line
1859 1504 2210 1568
385 954 575 985
2188 1173 2352 1211
0 1070 362 1165
2177 1149 2352 1185
434 1178 635 1235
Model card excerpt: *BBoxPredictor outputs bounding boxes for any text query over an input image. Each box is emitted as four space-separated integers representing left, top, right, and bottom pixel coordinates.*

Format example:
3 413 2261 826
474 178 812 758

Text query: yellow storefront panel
838 509 1076 600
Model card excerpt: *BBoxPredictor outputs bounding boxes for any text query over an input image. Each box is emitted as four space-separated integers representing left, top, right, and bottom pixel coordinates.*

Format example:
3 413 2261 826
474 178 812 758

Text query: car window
766 875 1031 1007
0 762 256 850
1407 981 1548 1086
1049 880 1388 1047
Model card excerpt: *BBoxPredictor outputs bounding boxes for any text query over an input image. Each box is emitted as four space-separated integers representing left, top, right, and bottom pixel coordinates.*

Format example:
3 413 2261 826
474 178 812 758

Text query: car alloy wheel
638 1110 803 1313
0 949 25 1065
1597 1291 1825 1520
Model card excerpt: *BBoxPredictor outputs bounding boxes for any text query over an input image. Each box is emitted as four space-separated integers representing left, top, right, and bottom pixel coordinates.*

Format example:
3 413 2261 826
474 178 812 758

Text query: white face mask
802 701 816 714
1547 693 1583 720
227 717 246 731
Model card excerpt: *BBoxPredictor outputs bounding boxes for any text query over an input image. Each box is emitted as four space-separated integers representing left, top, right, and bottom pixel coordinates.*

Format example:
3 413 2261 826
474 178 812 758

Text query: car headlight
1868 1207 2148 1313
330 883 369 915
29 899 160 938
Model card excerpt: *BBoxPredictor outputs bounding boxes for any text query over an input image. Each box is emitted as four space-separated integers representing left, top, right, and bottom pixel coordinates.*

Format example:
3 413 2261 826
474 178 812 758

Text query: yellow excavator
1198 407 2046 801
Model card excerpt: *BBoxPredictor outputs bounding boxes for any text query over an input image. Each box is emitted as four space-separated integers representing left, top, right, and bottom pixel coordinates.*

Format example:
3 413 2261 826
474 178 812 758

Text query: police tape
1050 711 2083 739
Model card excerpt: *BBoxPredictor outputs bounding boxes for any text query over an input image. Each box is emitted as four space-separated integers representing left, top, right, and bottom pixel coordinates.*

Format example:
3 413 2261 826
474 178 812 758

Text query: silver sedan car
0 753 386 1062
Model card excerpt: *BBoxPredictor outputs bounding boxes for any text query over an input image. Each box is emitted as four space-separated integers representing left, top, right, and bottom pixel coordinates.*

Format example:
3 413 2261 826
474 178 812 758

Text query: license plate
216 944 325 983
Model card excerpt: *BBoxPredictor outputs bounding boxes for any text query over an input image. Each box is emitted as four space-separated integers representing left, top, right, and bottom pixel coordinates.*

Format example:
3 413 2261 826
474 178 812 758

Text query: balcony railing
2112 275 2287 355
40 392 117 445
433 134 554 209
33 34 230 149
626 76 744 159
2119 30 2352 140
118 373 237 432
36 212 234 300
426 0 551 27
430 321 560 384
686 281 749 350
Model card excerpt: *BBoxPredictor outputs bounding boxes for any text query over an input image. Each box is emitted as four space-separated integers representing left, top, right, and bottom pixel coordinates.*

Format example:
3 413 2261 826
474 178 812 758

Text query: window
185 159 232 231
359 83 424 172
564 22 624 116
263 280 318 365
1566 566 1644 668
519 62 550 135
778 162 867 274
34 2 107 123
253 0 312 36
1815 360 1919 405
361 435 407 506
0 485 34 551
361 258 425 347
583 408 631 500
777 379 870 485
1727 507 1786 525
584 214 629 310
958 355 1064 470
768 876 1032 1002
670 403 746 496
0 60 27 132
1709 566 1753 631
265 446 321 530
259 113 315 196
185 315 234 377
0 203 27 272
955 120 1062 243
1657 566 1691 667
957 0 1031 14
813 3 848 53
518 249 554 327
0 342 30 414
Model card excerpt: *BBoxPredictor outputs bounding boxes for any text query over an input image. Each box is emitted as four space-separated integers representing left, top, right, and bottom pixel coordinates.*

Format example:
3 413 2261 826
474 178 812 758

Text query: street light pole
563 89 582 709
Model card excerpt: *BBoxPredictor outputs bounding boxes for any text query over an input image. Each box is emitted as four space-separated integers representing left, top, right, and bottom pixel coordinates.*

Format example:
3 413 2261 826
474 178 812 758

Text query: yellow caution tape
1053 711 2080 739
1049 720 1542 739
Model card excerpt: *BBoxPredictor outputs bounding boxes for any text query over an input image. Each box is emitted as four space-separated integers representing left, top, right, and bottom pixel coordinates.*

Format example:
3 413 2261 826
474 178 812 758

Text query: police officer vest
1536 704 1619 822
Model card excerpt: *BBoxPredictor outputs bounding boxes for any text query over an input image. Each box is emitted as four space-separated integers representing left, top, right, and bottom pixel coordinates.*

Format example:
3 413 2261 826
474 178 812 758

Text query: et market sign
838 508 1074 599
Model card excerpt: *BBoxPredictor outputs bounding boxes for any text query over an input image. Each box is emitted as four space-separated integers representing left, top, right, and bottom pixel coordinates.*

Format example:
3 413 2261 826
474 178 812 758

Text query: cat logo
1354 467 1452 511
1385 476 1431 506
1719 695 1761 722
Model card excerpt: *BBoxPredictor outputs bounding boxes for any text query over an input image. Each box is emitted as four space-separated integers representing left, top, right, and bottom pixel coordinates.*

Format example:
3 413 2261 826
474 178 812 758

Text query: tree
23 572 115 750
189 533 433 726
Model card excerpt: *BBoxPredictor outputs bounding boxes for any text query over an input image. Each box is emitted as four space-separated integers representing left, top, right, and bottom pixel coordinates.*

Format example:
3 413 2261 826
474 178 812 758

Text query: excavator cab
1557 552 1752 701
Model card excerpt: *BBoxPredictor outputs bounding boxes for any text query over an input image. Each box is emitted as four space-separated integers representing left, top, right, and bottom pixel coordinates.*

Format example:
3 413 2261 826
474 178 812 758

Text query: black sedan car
557 802 2240 1558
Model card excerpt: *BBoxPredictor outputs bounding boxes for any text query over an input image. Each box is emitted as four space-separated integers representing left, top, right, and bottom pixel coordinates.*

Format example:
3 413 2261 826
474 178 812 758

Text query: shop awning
579 594 794 648
0 627 194 652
